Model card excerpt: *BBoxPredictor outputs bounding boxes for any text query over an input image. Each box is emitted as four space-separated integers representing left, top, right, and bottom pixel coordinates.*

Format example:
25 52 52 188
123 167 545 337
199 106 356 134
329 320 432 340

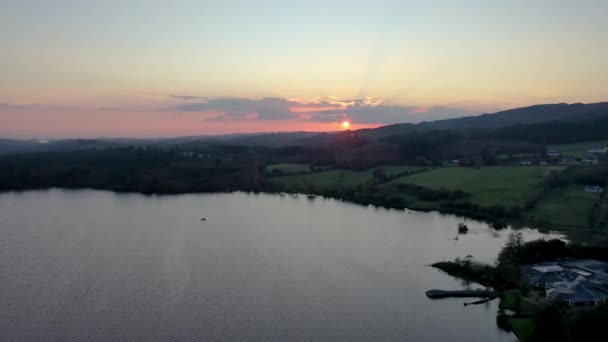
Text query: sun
341 120 351 129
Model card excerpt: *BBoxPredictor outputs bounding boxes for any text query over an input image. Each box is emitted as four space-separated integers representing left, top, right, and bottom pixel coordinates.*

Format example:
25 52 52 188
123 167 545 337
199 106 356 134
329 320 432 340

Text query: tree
372 168 388 182
498 232 524 266
496 232 524 284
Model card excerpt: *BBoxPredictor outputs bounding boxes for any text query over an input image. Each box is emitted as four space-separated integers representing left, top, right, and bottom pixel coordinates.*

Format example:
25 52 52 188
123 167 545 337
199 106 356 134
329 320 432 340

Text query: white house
582 157 599 165
585 185 604 193
587 147 607 154
443 160 460 166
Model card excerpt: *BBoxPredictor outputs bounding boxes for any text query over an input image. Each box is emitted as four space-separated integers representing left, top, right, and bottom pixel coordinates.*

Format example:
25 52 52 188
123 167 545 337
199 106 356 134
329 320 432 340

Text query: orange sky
0 108 378 138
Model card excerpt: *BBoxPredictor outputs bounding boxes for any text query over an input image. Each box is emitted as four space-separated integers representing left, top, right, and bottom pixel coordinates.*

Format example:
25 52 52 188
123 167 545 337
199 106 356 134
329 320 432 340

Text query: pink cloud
0 107 379 138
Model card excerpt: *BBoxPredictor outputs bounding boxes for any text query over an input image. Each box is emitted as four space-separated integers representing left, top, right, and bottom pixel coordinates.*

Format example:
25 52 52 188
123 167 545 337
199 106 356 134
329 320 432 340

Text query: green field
264 163 312 175
269 166 425 192
499 292 538 340
509 317 535 341
499 290 538 313
549 140 608 158
530 185 601 228
387 166 564 207
268 165 608 232
598 193 608 230
380 165 427 178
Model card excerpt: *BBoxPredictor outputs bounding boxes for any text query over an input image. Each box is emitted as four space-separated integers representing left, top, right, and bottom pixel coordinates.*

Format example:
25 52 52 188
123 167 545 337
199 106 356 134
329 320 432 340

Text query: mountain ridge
1 101 607 153
363 102 608 139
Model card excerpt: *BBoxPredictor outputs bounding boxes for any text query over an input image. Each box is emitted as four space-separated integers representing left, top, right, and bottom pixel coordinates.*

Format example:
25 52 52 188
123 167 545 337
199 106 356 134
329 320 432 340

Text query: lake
0 189 563 341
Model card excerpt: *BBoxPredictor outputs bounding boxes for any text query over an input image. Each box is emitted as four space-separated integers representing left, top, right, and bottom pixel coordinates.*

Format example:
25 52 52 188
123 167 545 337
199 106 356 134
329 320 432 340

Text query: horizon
2 1 608 138
2 100 607 141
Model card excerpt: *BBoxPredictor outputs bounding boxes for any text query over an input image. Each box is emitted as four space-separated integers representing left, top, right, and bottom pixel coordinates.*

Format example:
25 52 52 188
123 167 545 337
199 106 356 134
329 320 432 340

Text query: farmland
264 163 313 175
385 166 564 208
267 164 608 231
268 166 426 192
529 185 601 228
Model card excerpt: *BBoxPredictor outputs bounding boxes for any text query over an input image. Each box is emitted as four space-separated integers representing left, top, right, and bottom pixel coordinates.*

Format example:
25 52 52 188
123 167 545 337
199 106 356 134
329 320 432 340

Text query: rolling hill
364 102 608 139
1 102 608 153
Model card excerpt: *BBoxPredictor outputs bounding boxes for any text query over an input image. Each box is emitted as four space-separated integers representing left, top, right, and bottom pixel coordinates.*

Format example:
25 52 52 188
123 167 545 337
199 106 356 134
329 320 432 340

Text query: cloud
310 103 478 124
0 102 147 113
168 95 480 124
0 102 80 111
0 102 33 109
169 95 209 100
1 97 482 126
171 97 297 120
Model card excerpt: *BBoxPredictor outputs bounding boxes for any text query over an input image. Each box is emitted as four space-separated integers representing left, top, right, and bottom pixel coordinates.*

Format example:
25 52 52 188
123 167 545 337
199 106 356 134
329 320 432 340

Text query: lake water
0 189 564 341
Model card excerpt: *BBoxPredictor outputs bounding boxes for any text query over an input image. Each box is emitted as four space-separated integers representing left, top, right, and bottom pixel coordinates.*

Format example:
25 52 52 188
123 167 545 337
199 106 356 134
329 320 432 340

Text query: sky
1 0 607 138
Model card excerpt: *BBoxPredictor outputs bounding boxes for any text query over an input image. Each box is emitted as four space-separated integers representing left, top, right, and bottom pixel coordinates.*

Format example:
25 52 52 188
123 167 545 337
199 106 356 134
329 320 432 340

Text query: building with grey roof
521 259 608 306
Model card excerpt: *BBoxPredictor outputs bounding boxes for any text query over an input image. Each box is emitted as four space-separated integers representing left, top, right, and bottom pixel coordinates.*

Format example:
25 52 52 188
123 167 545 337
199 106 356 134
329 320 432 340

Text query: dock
426 289 500 299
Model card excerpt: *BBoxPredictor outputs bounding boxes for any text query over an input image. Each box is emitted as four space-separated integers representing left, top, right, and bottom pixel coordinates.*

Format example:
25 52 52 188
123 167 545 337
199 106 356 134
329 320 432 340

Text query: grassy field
386 166 564 208
597 192 608 230
380 165 427 178
499 290 520 310
268 166 426 192
530 185 601 228
549 140 608 158
499 290 538 313
509 317 535 341
264 163 312 175
268 164 608 234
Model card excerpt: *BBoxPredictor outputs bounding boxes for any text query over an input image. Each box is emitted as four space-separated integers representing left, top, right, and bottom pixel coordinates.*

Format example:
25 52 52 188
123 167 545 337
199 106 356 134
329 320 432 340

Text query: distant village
442 144 607 194
443 145 606 168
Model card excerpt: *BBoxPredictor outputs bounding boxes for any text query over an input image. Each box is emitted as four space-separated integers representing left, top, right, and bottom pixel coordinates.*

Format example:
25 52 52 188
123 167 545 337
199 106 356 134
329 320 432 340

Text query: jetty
426 289 500 299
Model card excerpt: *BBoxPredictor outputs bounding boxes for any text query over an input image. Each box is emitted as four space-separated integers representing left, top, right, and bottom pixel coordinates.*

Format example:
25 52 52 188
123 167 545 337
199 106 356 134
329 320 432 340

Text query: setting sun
341 121 351 129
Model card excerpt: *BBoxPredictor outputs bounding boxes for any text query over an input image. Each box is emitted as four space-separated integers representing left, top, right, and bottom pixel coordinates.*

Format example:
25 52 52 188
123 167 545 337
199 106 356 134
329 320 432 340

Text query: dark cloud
311 104 477 124
0 102 30 109
2 96 480 124
0 102 74 111
167 95 480 124
0 102 148 113
172 97 296 120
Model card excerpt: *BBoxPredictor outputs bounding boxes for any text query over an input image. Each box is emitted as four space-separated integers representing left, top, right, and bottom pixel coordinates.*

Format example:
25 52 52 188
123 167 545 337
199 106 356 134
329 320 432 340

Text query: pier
425 289 500 299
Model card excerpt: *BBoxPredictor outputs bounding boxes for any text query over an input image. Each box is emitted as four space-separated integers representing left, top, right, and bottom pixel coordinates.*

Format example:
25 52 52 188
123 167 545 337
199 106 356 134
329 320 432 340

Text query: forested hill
1 102 608 154
363 102 608 139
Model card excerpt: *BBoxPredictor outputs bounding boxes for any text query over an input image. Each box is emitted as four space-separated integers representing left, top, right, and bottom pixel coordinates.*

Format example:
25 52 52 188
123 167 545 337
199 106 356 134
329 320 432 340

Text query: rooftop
531 265 564 273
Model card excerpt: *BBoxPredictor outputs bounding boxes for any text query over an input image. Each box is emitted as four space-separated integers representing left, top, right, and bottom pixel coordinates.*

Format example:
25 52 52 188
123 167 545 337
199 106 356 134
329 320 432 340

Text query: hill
363 102 608 139
1 102 608 154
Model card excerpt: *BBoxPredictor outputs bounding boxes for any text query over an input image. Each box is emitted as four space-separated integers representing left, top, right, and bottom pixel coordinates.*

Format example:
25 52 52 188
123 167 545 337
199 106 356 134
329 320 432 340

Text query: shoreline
0 185 598 242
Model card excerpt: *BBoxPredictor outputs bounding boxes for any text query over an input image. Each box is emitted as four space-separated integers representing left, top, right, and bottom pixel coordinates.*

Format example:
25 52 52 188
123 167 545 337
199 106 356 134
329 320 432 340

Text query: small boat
458 223 469 234
201 217 206 221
